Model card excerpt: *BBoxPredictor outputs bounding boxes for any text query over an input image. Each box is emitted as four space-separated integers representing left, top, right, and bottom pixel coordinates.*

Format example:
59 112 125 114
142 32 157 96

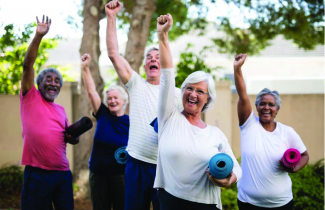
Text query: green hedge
221 159 324 210
0 159 324 210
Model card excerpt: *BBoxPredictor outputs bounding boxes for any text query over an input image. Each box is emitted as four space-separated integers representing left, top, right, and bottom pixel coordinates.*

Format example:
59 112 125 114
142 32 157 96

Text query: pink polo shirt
20 86 69 171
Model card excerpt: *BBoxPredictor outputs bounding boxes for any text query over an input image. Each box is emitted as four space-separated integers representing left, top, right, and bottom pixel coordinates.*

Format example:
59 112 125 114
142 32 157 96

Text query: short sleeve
240 110 256 131
93 103 110 120
287 127 307 154
20 85 38 105
124 70 140 92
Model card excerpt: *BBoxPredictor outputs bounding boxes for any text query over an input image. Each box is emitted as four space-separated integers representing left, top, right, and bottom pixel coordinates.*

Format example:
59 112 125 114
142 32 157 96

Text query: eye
197 90 204 95
186 87 193 91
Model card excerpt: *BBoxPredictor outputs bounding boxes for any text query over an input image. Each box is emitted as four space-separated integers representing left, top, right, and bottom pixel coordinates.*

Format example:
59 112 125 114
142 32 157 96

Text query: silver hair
255 88 282 108
36 68 63 88
143 47 159 65
103 85 129 111
180 71 216 113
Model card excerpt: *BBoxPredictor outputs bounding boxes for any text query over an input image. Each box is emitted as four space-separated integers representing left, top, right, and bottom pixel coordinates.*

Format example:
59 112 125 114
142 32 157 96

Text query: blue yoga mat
209 153 233 179
150 117 158 133
114 146 128 164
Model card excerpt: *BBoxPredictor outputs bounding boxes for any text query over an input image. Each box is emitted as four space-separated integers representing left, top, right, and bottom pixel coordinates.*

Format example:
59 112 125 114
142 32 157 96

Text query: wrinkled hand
157 14 173 34
36 15 51 37
279 159 296 173
65 133 79 145
206 168 233 188
81 53 91 69
105 0 121 17
234 53 247 70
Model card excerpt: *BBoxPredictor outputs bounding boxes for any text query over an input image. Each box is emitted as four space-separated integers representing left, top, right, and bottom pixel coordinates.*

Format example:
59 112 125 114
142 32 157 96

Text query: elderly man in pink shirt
20 15 78 210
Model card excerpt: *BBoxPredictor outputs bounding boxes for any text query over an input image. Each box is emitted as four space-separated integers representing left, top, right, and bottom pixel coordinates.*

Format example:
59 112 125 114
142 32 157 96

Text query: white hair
143 47 159 65
255 88 282 108
180 71 216 113
103 85 129 111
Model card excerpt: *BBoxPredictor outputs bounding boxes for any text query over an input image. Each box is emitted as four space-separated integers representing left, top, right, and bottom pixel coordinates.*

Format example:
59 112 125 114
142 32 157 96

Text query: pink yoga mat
282 149 301 167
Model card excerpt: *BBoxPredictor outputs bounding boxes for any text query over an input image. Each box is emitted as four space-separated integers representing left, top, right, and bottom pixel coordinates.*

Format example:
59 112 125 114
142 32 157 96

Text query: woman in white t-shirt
233 54 309 210
153 14 242 210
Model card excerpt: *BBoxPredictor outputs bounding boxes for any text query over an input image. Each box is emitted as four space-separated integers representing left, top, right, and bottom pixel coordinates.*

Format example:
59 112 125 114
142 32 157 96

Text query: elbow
108 53 119 62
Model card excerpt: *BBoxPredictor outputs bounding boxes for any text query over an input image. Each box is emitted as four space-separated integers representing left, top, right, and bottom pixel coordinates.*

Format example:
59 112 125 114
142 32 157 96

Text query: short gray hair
143 47 159 65
36 68 63 88
180 71 216 113
103 85 129 111
255 88 281 108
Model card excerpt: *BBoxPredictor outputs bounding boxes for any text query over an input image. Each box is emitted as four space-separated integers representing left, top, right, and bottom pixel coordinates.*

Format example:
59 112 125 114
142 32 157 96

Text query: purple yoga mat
282 149 301 167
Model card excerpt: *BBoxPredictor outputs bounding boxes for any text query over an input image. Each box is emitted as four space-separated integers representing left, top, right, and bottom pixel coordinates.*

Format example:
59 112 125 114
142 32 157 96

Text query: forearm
158 32 173 69
234 67 248 100
106 16 119 58
294 151 309 173
82 68 101 113
23 34 43 69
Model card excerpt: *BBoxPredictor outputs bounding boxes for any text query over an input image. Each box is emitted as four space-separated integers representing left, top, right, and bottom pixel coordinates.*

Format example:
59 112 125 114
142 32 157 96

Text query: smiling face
39 72 61 102
143 50 160 81
106 89 125 116
256 94 279 124
182 81 209 116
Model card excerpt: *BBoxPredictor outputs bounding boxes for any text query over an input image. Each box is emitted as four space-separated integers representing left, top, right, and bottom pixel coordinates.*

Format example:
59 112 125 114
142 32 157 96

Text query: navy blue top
89 103 129 176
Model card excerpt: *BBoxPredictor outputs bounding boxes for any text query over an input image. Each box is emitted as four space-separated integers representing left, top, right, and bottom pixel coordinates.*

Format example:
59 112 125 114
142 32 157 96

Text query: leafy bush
221 158 324 210
0 164 24 208
289 159 324 210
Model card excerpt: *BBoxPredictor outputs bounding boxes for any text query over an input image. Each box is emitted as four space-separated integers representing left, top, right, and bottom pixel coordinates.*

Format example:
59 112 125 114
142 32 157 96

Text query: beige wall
205 83 324 163
0 81 323 172
0 82 77 171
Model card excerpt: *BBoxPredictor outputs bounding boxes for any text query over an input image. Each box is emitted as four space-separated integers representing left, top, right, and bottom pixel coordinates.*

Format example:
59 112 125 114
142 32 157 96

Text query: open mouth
47 86 57 95
149 65 158 70
187 99 197 105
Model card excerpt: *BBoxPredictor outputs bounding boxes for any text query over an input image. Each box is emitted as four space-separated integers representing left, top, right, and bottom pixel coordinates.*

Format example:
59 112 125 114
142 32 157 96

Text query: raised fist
36 15 51 37
105 0 122 17
157 13 173 34
234 54 247 70
81 53 91 69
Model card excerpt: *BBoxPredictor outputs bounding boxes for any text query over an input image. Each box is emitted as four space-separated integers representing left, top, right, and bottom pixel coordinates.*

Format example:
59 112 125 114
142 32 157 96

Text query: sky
0 0 248 41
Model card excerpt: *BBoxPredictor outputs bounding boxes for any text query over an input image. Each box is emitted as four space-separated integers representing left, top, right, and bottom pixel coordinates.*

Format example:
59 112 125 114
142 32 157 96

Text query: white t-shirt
154 68 242 208
124 70 182 164
237 111 307 208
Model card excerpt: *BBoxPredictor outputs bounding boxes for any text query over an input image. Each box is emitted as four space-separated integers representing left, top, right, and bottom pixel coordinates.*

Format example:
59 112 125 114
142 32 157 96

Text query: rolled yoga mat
150 117 158 133
209 153 233 179
65 117 93 138
114 146 128 164
282 148 301 168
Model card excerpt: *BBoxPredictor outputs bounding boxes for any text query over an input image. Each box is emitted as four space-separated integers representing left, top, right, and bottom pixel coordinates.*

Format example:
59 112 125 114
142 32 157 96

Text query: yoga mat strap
114 146 128 164
209 153 233 179
282 148 301 168
65 116 93 138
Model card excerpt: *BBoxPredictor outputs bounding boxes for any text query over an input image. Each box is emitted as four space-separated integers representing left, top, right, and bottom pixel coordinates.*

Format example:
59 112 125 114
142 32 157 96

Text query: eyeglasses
184 86 209 96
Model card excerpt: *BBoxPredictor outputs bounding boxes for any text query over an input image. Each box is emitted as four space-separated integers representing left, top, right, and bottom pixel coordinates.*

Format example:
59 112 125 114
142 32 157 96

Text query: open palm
36 15 51 36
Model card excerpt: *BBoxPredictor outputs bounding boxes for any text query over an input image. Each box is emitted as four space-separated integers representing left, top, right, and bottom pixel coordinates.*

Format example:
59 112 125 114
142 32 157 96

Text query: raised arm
157 14 175 129
22 15 51 95
234 54 252 126
81 54 101 115
105 0 133 85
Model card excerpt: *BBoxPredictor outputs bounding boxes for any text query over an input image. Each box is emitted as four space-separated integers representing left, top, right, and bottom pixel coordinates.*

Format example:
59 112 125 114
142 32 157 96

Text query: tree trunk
75 0 104 198
124 0 156 73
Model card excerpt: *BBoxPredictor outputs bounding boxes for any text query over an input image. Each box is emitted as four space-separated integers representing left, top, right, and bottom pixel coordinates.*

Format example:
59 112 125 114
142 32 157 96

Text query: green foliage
0 164 23 199
215 0 324 54
0 23 60 95
117 0 208 43
289 158 324 210
175 44 220 88
221 183 239 210
221 158 324 210
0 23 76 95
